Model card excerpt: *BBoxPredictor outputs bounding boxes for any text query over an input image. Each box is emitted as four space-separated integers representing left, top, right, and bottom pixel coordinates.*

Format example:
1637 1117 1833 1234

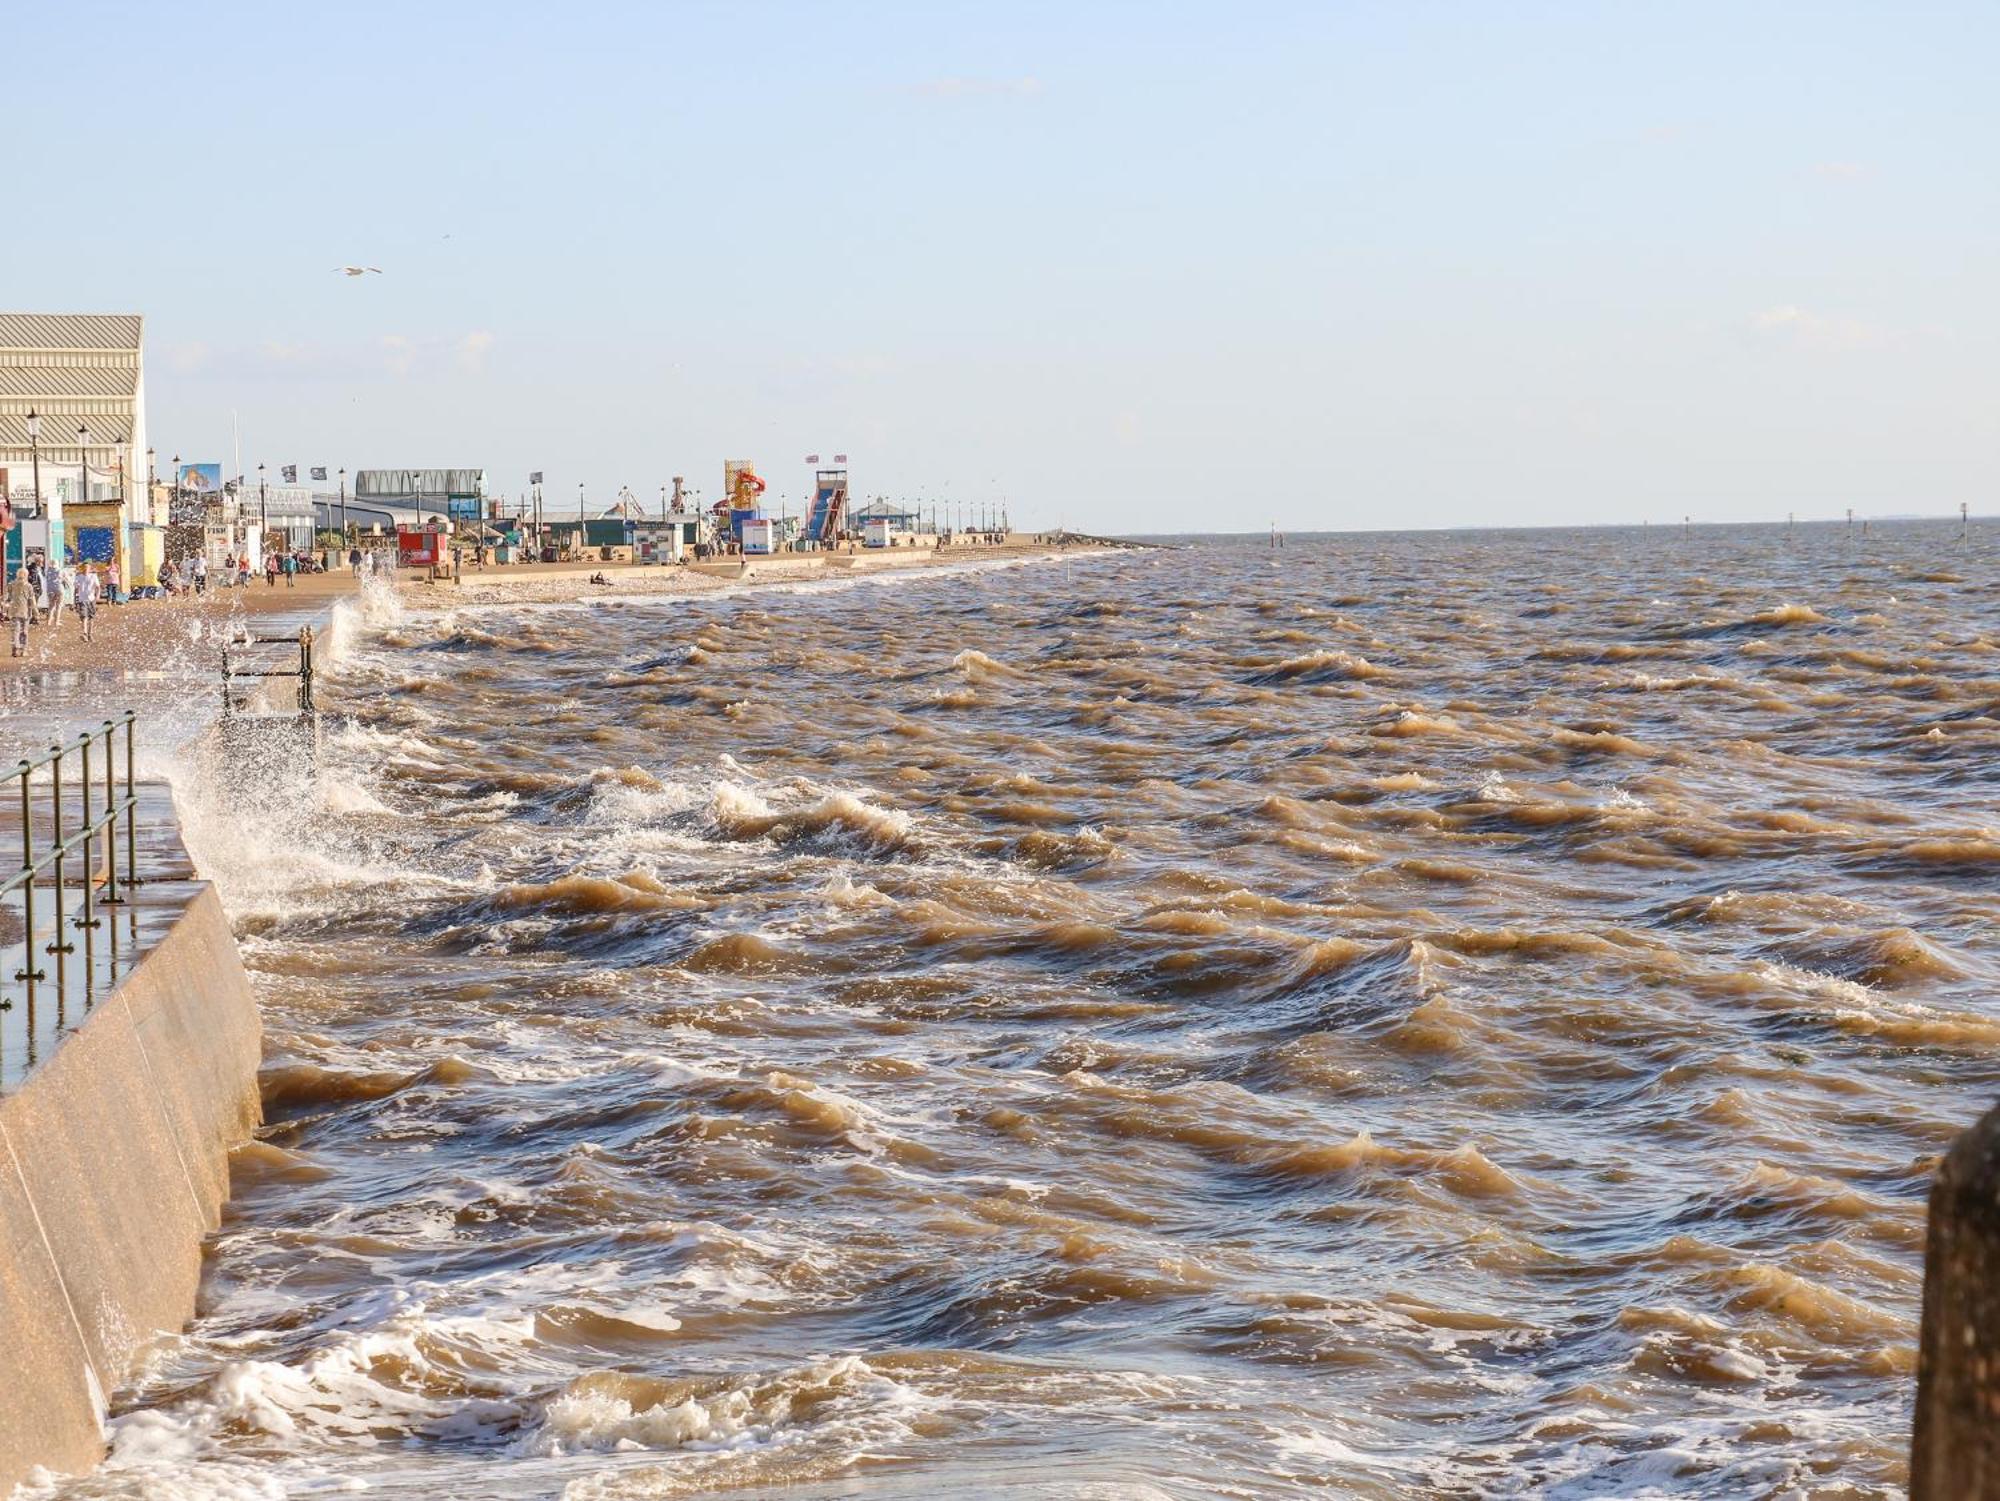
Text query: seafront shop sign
178 463 223 494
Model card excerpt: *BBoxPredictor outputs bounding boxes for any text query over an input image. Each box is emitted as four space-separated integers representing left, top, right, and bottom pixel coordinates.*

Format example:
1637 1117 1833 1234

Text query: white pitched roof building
0 313 149 515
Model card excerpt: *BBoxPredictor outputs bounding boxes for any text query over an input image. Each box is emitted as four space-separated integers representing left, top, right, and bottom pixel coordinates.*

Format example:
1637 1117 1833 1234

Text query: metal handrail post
14 762 40 983
99 720 119 904
124 715 137 892
76 736 97 934
47 746 70 991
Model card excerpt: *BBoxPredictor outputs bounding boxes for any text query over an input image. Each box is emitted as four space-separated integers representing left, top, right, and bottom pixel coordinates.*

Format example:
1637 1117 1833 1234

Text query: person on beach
46 563 69 631
74 563 100 643
25 559 45 621
237 555 250 587
265 553 279 588
193 554 209 595
159 558 180 598
6 566 35 655
349 546 362 577
106 559 120 603
282 552 297 587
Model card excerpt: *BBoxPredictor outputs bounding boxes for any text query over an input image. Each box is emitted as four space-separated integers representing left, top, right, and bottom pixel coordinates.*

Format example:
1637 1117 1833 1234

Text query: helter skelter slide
805 467 849 543
717 461 767 537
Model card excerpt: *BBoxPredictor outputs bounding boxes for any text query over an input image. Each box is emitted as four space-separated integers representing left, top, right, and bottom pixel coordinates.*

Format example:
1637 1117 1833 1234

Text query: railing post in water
14 760 41 984
1912 1100 2000 1498
301 626 315 714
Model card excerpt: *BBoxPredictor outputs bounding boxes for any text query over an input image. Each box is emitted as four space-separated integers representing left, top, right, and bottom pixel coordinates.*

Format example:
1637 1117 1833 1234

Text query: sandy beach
0 573 360 678
393 539 1098 609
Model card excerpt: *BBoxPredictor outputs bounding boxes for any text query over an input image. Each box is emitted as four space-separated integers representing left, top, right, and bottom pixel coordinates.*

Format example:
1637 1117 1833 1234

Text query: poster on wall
178 463 223 494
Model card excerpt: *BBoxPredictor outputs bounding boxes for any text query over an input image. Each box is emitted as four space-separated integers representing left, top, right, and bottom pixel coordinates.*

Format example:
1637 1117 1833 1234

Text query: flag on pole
530 471 544 485
805 454 820 464
281 465 297 483
310 466 327 481
833 454 848 464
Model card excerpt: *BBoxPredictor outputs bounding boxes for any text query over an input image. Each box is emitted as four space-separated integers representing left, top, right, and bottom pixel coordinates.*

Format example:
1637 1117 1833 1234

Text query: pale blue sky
7 1 1994 532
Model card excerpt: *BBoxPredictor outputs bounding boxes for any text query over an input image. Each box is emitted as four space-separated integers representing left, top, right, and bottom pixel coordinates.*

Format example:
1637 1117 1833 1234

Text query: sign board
179 463 223 494
397 528 441 566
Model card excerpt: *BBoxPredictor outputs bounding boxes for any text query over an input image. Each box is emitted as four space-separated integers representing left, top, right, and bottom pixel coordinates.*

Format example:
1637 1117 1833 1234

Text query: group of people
6 557 107 654
144 549 329 597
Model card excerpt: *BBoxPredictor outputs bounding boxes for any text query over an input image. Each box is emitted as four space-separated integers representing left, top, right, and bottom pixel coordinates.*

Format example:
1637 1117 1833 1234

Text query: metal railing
221 626 315 717
3 711 139 995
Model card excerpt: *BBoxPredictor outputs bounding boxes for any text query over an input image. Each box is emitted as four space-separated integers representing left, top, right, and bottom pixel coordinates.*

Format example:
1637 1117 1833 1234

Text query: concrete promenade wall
0 878 260 1492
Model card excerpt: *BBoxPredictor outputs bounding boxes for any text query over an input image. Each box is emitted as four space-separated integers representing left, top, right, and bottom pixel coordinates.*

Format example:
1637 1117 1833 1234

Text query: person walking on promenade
265 552 279 588
49 564 73 636
106 559 121 603
349 545 362 577
74 563 100 643
236 555 250 587
6 566 35 655
25 558 45 622
46 563 70 632
282 552 297 588
193 554 209 595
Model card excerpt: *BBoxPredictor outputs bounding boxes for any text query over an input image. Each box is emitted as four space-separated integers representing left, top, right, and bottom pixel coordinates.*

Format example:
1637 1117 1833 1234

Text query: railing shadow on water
0 712 141 1088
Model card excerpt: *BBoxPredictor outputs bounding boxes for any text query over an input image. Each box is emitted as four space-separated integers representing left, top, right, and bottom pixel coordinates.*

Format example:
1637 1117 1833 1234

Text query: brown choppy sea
40 523 2000 1499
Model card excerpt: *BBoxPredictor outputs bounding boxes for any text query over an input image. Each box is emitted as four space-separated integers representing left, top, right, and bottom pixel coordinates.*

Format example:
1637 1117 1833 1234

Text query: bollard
1912 1101 2000 1498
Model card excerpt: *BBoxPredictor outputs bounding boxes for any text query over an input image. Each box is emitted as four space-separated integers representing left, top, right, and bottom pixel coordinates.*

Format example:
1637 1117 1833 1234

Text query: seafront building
0 313 154 583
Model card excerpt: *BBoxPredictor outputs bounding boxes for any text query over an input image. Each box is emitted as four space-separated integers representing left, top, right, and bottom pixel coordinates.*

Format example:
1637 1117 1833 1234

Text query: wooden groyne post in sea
1913 1100 2000 1498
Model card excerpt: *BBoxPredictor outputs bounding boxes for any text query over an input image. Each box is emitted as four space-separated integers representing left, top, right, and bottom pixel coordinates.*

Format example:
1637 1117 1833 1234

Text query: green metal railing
3 712 139 994
222 627 315 717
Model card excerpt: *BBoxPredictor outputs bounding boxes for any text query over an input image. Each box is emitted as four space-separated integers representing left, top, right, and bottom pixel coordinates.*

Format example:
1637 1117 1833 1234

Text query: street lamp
24 409 41 517
75 422 90 508
258 462 268 555
339 467 348 542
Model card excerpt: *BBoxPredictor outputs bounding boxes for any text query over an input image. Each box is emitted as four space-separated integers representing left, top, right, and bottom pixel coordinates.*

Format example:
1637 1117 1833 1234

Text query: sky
6 0 1995 533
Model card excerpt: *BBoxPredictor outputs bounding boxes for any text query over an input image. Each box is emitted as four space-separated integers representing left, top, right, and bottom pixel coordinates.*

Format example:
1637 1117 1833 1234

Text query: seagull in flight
334 266 383 276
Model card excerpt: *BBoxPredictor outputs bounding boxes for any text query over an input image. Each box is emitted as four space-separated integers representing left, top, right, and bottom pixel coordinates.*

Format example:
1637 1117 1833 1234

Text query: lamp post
258 463 268 558
339 467 348 542
75 422 90 510
25 409 41 517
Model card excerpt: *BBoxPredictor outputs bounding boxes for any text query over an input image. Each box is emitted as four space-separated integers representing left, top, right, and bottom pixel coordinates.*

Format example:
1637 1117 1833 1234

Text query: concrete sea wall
0 869 260 1492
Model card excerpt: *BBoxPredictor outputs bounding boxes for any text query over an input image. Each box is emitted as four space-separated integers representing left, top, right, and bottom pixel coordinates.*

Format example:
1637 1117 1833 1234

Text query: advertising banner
178 463 223 494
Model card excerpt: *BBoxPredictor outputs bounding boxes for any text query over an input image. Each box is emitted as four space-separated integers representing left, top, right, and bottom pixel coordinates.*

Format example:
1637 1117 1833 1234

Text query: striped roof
0 367 137 397
0 412 135 449
0 313 143 351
